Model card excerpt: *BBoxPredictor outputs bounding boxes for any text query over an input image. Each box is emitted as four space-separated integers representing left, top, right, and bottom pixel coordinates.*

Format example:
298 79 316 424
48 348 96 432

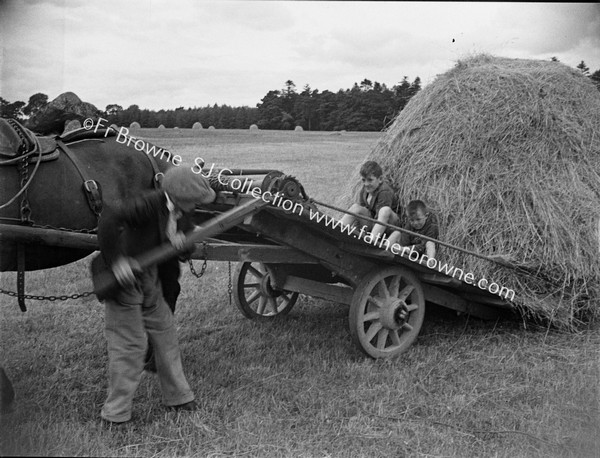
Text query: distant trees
2 59 598 129
256 76 422 131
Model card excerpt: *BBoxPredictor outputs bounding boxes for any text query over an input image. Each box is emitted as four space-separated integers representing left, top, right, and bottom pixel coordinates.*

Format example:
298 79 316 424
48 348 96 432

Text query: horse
0 118 175 413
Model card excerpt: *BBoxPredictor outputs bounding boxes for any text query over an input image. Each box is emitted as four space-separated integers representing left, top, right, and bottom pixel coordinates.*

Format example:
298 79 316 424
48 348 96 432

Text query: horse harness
0 118 163 311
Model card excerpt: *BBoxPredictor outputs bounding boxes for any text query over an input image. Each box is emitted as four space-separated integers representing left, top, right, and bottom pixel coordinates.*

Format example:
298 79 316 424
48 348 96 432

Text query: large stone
27 92 100 135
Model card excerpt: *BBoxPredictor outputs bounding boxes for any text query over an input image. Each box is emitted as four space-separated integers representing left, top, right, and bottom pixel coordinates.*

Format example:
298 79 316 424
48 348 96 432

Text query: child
341 160 401 241
389 200 439 259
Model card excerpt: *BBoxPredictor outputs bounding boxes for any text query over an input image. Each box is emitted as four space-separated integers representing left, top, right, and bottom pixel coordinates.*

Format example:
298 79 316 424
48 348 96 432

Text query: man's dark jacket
97 189 194 311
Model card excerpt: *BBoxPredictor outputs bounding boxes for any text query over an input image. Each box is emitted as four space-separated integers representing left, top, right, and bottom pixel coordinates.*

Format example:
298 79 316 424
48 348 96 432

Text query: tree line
2 59 599 132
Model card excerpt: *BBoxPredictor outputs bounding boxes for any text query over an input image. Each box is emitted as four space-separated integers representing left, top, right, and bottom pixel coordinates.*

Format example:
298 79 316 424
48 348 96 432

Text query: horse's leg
0 366 15 414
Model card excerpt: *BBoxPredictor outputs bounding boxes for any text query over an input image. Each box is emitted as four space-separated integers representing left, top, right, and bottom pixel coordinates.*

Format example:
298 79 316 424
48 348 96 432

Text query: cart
1 168 514 359
188 170 514 358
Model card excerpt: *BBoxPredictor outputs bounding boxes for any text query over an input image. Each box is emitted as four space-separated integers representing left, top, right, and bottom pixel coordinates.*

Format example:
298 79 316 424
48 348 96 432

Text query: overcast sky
1 1 599 111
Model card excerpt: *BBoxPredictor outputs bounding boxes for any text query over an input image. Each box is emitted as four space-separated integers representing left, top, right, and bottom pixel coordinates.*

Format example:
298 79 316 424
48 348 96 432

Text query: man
96 166 216 424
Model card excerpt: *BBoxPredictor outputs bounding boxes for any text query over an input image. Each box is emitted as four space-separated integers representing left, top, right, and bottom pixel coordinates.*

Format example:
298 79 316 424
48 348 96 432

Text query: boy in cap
97 166 216 424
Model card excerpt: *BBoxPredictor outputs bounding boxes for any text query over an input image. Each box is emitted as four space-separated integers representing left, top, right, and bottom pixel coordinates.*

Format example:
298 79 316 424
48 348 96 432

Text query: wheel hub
259 273 281 298
379 298 409 330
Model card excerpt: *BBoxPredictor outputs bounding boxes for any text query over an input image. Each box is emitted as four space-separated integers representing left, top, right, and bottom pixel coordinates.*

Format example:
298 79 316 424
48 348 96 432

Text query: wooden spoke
405 303 418 312
398 284 415 302
402 322 413 332
256 297 266 314
248 265 264 279
367 296 384 308
365 322 383 342
268 297 278 314
243 282 260 289
390 330 401 346
362 311 380 322
376 280 389 300
389 275 401 298
376 329 389 350
246 290 261 305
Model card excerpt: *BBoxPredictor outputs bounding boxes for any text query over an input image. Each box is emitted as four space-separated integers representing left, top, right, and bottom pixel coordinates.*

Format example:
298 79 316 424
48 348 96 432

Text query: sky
1 1 599 111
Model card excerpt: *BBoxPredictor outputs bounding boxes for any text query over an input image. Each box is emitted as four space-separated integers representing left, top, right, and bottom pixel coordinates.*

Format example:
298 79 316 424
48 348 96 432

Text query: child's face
408 209 428 230
361 174 383 194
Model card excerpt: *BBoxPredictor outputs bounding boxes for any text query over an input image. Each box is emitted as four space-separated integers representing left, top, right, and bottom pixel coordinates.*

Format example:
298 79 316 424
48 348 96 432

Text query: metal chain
188 258 207 278
228 261 233 305
17 146 32 223
188 241 208 278
0 287 94 301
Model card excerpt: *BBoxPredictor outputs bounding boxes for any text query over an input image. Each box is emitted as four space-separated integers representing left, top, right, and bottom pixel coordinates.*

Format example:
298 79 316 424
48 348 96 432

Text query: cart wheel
234 262 299 319
349 267 425 358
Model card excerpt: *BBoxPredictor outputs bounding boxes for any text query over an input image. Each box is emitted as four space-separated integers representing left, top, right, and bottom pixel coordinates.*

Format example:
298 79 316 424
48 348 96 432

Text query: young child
341 160 401 241
389 200 439 259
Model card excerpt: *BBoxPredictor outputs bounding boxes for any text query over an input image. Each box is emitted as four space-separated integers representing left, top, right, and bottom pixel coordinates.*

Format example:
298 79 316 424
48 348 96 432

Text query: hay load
343 54 600 328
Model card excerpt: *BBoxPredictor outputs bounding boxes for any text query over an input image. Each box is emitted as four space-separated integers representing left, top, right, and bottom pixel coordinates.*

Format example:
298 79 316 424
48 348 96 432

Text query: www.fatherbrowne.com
308 209 515 301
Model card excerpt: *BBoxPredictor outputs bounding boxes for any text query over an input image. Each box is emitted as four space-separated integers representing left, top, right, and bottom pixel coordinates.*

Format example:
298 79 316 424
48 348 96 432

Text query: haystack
208 125 215 130
342 54 600 328
249 124 259 131
129 121 140 129
158 124 165 129
295 125 304 132
192 122 203 129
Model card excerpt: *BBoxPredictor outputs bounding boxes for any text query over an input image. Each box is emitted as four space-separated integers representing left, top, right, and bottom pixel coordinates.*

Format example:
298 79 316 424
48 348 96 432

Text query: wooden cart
1 169 514 359
188 170 514 359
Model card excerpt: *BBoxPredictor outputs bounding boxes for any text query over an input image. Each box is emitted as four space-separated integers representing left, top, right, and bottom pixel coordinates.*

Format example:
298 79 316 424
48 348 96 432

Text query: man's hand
112 257 138 287
170 231 187 251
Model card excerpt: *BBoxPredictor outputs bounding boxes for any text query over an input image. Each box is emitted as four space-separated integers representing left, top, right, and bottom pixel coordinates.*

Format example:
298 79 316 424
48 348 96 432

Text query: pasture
0 128 598 457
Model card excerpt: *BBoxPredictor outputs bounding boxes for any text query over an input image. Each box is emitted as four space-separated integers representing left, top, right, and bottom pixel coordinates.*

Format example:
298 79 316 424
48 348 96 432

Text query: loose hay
341 54 600 328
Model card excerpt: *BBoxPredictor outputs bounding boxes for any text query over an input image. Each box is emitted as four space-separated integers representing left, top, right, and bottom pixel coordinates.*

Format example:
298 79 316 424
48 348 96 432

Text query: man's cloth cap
162 167 215 205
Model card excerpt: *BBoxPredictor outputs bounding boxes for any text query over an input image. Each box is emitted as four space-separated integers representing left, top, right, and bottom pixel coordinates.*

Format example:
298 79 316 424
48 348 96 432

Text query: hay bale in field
294 125 304 132
192 122 203 129
341 54 600 328
249 124 259 131
129 121 140 129
158 124 165 129
208 125 215 130
174 126 179 130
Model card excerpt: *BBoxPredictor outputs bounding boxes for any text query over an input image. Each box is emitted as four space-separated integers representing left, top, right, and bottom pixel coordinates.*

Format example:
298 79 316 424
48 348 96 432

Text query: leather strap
56 140 103 218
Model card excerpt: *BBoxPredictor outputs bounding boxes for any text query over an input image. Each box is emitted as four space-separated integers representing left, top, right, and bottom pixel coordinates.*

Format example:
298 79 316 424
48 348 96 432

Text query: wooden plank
192 243 318 263
282 275 354 305
0 223 98 250
423 283 500 320
420 273 463 288
248 211 378 286
461 293 512 308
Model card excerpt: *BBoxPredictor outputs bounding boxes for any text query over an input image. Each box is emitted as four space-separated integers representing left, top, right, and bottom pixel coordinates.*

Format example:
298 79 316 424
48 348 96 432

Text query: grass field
1 129 598 457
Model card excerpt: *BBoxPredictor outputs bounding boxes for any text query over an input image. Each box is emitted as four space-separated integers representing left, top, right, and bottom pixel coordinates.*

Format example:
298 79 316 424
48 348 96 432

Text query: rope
0 142 43 210
309 198 522 272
